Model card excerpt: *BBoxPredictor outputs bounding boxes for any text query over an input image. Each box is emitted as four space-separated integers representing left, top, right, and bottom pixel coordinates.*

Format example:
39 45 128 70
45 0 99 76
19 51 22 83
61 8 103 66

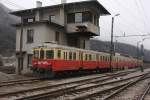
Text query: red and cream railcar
31 44 142 75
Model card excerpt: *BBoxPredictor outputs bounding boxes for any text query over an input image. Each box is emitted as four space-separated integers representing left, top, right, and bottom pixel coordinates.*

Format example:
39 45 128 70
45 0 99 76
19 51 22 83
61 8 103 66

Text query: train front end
32 47 54 75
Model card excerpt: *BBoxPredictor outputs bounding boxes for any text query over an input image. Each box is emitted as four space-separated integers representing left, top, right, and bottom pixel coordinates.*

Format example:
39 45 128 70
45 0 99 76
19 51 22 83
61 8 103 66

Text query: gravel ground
0 72 35 82
0 72 15 82
0 66 15 74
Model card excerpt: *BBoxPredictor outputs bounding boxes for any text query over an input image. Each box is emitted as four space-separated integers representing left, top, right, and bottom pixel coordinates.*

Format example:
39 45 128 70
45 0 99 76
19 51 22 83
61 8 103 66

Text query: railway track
137 82 150 100
0 78 42 87
102 73 150 100
0 70 138 100
9 71 150 100
0 69 135 88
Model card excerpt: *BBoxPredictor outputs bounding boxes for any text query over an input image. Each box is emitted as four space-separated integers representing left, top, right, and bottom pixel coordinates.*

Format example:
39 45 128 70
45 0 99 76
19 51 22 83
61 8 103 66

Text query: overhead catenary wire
135 0 149 33
101 0 147 35
99 0 145 35
110 0 146 33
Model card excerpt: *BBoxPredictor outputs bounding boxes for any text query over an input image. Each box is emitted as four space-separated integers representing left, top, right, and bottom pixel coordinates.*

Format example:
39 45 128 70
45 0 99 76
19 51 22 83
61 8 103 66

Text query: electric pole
18 17 23 75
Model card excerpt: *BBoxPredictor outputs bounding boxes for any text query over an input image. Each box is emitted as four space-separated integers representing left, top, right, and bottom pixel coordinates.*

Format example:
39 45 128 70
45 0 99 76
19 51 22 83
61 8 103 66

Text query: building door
27 54 33 68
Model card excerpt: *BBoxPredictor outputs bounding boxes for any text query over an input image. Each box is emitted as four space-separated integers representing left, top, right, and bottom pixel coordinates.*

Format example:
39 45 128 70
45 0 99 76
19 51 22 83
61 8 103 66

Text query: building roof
11 0 110 16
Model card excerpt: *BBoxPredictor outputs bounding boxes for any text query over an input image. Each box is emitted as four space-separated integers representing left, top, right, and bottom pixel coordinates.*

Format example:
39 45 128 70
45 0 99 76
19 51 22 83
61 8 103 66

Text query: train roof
34 43 109 55
34 43 137 59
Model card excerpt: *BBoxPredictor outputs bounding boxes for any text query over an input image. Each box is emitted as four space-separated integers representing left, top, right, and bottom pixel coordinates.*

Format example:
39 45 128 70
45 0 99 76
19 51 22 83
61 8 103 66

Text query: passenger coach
31 44 142 76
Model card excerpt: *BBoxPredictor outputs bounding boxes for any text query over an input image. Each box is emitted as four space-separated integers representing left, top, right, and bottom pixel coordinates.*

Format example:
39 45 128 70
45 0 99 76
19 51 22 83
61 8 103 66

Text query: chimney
61 0 66 4
36 1 42 8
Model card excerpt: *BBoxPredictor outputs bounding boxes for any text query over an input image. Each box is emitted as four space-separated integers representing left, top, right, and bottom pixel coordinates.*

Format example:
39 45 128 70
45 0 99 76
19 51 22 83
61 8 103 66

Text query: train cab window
40 49 44 59
33 50 39 59
46 50 54 59
69 52 72 60
57 50 61 58
73 52 76 60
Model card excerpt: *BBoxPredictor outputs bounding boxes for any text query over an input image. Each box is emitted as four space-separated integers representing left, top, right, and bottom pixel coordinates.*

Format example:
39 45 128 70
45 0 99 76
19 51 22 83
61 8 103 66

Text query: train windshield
46 50 54 59
33 50 39 59
40 49 44 59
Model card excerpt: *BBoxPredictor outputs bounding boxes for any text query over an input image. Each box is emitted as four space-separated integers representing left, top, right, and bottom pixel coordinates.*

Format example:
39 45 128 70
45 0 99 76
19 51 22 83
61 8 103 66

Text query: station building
11 0 110 74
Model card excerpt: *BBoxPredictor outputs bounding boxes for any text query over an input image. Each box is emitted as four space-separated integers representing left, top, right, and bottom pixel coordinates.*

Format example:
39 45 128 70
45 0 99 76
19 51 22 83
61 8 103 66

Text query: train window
100 56 102 61
69 52 72 60
86 54 88 60
66 52 68 60
64 52 65 59
107 57 109 61
40 48 44 59
103 56 105 61
57 50 61 58
73 52 76 60
96 54 99 61
46 50 54 59
89 54 92 60
79 53 81 60
80 53 83 60
33 50 39 59
105 56 107 61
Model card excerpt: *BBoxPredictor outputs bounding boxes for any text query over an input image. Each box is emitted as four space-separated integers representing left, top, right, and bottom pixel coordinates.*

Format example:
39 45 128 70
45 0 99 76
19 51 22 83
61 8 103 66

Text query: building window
55 32 60 44
27 54 32 68
49 15 56 22
83 11 92 22
27 29 34 43
94 15 99 26
75 13 82 23
67 13 75 23
67 11 93 23
23 17 35 23
28 18 35 22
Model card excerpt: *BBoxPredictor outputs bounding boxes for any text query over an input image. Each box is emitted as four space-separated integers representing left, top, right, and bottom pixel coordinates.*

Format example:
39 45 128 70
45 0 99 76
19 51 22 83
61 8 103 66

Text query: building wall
66 22 100 36
15 23 67 74
40 7 65 26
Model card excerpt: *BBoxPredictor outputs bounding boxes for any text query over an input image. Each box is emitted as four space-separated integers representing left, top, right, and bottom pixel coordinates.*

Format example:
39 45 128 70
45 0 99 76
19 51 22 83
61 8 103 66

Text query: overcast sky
1 0 150 50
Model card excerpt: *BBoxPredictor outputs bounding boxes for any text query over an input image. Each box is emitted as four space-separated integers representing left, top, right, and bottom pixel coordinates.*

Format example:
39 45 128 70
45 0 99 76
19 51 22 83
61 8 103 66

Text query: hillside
0 3 19 56
90 39 150 61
